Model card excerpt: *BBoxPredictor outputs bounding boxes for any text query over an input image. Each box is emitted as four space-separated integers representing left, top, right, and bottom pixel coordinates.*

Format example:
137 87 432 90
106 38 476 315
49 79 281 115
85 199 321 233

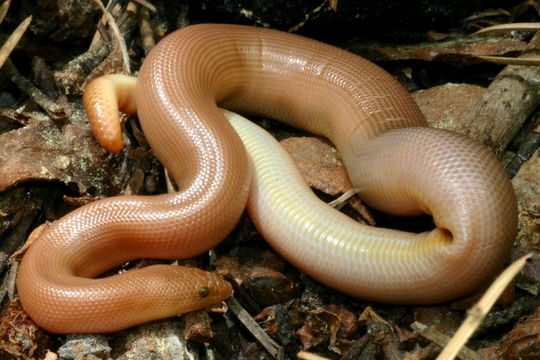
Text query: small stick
117 1 138 31
475 55 540 66
473 22 540 66
4 60 65 120
297 351 331 360
327 0 338 11
411 322 482 360
89 0 116 51
436 253 533 360
227 296 284 360
0 0 11 24
139 5 155 55
328 188 357 209
131 0 156 12
92 0 131 74
0 15 32 71
474 22 540 35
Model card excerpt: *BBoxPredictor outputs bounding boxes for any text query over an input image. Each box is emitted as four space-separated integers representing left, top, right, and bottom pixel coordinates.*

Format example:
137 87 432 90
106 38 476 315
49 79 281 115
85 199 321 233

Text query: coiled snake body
16 24 517 334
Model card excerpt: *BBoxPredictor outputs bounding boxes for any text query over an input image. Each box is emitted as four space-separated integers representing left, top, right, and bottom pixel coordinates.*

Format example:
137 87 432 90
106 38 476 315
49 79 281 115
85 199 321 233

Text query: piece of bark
359 307 403 360
184 310 214 343
413 83 485 131
348 35 527 67
511 149 540 250
0 110 114 195
494 305 540 360
280 137 352 196
506 128 540 178
245 266 298 307
457 31 540 156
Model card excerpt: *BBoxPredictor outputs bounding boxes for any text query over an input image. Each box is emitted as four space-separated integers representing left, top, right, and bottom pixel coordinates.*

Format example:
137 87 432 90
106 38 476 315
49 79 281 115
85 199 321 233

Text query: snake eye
199 287 210 298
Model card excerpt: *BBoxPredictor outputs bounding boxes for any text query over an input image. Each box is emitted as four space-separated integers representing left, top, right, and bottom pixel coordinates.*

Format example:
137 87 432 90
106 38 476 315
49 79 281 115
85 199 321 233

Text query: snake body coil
16 24 517 334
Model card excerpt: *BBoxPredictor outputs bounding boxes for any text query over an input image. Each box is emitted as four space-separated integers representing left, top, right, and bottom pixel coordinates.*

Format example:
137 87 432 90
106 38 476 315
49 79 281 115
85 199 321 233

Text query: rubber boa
16 24 517 334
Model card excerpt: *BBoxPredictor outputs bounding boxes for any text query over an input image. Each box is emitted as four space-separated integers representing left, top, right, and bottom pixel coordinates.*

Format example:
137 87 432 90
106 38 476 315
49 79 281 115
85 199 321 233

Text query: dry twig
132 0 156 13
474 55 540 66
327 188 357 209
4 60 65 120
139 5 156 54
436 253 533 360
411 322 482 360
297 351 331 360
327 0 338 11
0 0 11 25
227 296 285 360
91 0 131 74
475 22 540 35
0 15 31 70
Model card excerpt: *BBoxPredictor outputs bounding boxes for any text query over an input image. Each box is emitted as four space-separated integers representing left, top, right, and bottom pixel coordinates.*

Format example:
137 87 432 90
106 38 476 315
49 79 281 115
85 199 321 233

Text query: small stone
58 335 111 360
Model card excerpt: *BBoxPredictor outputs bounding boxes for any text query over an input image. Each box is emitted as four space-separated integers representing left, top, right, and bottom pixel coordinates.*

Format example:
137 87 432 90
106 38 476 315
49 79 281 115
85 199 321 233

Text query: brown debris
297 308 341 353
139 5 156 55
0 109 115 195
228 296 285 359
0 300 50 360
10 223 48 259
54 0 139 96
412 306 462 336
327 305 358 340
215 252 298 310
280 136 352 196
347 35 527 67
505 122 540 178
512 149 540 250
410 321 482 360
457 31 540 156
29 0 100 42
296 305 359 355
358 307 402 360
184 310 215 343
437 254 533 360
497 305 540 359
515 253 540 296
0 187 52 309
114 322 190 359
413 83 485 131
462 8 513 31
246 266 298 307
57 334 111 359
4 60 65 121
0 0 10 25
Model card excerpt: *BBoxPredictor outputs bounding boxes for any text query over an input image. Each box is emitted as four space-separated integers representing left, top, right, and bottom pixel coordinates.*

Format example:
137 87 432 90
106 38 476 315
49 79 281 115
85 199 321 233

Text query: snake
16 24 517 334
